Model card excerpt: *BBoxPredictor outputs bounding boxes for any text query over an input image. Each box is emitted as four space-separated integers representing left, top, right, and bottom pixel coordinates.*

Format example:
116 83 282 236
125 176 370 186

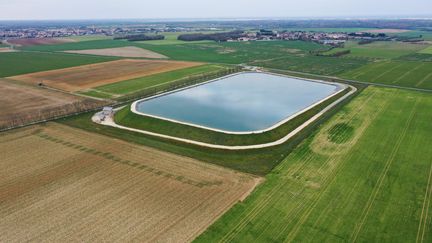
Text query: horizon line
1 15 432 22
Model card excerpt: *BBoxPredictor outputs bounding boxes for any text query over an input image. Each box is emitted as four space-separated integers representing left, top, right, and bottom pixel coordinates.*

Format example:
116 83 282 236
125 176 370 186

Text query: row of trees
177 31 244 42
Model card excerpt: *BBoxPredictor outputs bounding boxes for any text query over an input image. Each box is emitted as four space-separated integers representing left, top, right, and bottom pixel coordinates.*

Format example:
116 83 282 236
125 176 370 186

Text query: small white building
102 107 114 117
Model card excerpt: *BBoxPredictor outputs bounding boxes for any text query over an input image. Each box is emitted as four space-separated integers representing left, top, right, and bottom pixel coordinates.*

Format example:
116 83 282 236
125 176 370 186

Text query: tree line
177 31 244 42
114 34 165 42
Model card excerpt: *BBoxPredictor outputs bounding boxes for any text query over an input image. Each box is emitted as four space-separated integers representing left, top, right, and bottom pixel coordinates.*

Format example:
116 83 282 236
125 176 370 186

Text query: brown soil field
0 48 16 53
7 38 75 46
0 79 105 129
0 123 260 242
9 59 203 92
365 29 411 33
64 46 168 58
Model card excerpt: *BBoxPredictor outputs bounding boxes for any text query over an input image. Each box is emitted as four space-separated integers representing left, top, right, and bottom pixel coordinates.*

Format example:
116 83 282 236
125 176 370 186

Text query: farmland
17 39 370 76
140 40 327 63
256 55 368 75
139 41 369 75
0 52 117 77
9 59 203 92
1 22 432 243
341 60 432 89
85 64 228 98
63 46 168 58
21 39 132 52
196 86 432 242
0 79 106 130
7 38 75 46
419 46 432 54
135 32 215 45
0 123 260 242
323 41 426 59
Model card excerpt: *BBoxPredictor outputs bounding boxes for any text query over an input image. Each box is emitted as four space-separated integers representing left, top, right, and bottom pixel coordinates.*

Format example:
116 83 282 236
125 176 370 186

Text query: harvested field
0 48 16 53
0 123 260 242
9 59 203 92
0 79 105 130
7 38 75 46
64 46 168 58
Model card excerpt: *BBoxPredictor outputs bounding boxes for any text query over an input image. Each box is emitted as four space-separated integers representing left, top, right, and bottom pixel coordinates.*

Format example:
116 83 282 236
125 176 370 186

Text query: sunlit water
135 72 341 132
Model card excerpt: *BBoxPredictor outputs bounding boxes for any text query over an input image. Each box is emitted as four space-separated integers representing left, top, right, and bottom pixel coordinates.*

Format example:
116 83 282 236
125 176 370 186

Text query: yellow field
0 123 260 242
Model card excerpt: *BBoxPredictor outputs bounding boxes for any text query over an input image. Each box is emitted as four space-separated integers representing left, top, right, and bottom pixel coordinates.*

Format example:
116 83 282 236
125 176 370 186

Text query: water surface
136 72 341 132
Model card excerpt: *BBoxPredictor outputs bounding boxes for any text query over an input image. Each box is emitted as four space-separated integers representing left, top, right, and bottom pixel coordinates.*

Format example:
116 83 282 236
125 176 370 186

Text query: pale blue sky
0 0 430 20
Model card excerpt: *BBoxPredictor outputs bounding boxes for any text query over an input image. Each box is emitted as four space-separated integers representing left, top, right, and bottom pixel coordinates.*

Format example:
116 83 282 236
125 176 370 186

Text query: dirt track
0 123 260 242
9 59 203 92
64 46 168 58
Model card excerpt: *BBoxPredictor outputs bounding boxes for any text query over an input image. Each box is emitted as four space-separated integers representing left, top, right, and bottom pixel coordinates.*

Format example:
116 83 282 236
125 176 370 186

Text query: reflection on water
136 72 340 132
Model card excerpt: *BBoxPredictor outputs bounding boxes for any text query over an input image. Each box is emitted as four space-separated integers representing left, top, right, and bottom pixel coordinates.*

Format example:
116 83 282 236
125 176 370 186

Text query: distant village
0 25 213 40
0 25 422 47
225 29 410 46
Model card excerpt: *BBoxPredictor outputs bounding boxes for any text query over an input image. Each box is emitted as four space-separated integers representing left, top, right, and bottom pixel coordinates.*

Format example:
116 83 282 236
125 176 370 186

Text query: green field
419 46 432 54
0 51 117 77
284 28 371 33
86 64 226 97
17 39 370 76
135 32 214 45
196 86 432 242
114 88 349 146
21 39 132 52
398 53 432 62
255 55 368 75
392 30 432 41
140 40 327 63
63 35 112 42
341 60 432 89
140 41 369 75
324 41 425 59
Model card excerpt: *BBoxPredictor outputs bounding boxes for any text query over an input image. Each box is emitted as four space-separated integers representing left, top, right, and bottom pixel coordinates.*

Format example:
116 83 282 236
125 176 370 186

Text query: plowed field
9 59 203 92
0 123 259 242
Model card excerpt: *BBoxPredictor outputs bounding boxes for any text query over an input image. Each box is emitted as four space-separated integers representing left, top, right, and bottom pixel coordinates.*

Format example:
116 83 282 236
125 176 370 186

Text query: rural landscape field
1 1 432 242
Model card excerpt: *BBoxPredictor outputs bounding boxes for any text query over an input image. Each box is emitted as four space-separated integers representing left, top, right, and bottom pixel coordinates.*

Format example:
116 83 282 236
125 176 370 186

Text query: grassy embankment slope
196 86 432 242
59 83 359 176
114 88 350 146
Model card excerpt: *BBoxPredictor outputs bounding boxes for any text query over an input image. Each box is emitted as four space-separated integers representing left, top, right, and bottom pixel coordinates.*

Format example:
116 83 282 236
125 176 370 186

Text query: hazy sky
0 0 431 20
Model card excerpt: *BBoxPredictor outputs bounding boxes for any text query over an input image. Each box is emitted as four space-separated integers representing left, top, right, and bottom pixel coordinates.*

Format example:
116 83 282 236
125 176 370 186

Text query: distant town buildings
1 24 399 47
0 25 221 41
225 29 396 46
